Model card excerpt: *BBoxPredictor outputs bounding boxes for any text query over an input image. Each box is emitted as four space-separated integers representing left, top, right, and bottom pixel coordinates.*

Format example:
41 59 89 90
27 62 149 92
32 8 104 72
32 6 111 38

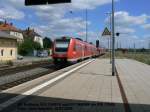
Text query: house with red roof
0 20 24 43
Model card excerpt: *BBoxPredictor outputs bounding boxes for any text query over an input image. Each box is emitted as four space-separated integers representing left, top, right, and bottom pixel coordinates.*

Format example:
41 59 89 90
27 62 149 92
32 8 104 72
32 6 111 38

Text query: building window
10 50 13 56
1 49 4 56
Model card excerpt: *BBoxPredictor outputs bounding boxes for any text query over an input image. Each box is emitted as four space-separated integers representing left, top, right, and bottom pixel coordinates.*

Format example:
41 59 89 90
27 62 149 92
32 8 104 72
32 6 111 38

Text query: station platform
0 58 150 112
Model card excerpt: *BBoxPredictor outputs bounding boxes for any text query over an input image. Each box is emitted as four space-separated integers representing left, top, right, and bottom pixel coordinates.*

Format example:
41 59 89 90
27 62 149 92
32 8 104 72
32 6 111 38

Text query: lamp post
148 39 150 54
85 9 88 42
112 0 115 76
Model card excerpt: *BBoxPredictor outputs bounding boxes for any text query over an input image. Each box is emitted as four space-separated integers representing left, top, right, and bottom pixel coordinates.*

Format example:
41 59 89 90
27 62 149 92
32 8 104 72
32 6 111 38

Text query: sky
0 0 150 48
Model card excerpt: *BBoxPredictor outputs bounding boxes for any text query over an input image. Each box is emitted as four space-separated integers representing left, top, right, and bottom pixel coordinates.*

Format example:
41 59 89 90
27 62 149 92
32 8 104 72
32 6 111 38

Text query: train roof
55 36 98 48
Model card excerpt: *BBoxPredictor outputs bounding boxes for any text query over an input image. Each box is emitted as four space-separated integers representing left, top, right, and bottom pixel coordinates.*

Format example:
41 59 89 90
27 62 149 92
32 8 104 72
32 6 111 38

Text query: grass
101 51 150 65
0 60 13 66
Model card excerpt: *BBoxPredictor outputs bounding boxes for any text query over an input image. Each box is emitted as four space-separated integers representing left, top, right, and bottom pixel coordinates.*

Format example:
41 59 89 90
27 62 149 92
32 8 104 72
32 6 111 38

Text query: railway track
0 62 71 91
0 61 52 76
0 70 51 90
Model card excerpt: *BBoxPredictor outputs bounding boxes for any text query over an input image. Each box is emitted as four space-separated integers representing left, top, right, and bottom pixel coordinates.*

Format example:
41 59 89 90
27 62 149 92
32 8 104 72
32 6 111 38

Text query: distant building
22 27 43 48
0 20 24 43
0 31 17 61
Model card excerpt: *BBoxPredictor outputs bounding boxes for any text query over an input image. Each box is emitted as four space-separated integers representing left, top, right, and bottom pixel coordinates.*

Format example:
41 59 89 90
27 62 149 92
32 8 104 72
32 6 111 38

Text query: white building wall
10 31 24 43
34 36 43 48
0 39 17 61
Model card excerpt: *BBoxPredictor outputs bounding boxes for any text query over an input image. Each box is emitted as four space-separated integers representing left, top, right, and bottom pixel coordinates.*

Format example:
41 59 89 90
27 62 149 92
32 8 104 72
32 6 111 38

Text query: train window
75 44 82 51
75 45 78 51
74 45 76 51
79 45 81 51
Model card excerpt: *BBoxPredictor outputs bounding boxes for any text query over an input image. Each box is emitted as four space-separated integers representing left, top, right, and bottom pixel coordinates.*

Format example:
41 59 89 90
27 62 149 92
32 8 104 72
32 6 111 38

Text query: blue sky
0 0 150 48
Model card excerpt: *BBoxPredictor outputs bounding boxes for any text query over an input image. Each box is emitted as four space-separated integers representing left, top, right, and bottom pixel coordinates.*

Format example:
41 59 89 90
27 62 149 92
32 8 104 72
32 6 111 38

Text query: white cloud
105 11 150 28
114 11 150 27
0 5 25 20
33 0 113 22
115 26 135 34
105 11 148 35
32 0 110 39
71 0 113 10
143 35 150 39
76 31 100 43
2 0 24 8
35 6 66 21
143 24 150 30
0 18 4 21
32 17 90 38
0 0 25 20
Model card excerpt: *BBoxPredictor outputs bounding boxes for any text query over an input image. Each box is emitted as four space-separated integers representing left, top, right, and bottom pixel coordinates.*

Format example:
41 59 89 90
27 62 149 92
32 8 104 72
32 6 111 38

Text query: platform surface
116 59 150 112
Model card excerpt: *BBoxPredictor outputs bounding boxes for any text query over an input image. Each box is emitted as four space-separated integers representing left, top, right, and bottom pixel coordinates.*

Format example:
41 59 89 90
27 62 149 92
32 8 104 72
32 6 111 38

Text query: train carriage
52 37 104 64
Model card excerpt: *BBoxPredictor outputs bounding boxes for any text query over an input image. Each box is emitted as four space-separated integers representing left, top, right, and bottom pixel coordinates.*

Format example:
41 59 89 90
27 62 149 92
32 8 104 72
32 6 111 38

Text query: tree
140 48 146 52
43 37 53 49
18 38 42 56
33 41 42 50
18 39 33 56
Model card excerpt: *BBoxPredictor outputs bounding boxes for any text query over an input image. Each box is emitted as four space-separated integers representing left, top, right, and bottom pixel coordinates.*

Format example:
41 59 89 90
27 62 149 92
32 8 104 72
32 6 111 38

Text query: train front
52 37 71 64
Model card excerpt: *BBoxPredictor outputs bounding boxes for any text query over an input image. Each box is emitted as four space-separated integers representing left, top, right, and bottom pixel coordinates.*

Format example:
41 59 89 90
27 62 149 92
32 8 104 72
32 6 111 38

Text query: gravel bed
0 68 49 86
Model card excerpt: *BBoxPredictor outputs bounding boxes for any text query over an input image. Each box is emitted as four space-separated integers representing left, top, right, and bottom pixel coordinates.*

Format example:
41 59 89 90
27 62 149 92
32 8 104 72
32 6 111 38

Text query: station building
0 31 17 61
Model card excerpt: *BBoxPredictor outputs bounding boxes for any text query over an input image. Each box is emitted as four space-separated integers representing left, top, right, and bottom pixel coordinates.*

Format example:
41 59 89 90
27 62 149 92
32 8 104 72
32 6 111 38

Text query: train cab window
55 39 70 52
56 42 68 48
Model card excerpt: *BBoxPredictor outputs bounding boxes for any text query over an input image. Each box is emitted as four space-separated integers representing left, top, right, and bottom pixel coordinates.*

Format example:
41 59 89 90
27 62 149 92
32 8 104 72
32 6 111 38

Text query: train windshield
55 39 70 52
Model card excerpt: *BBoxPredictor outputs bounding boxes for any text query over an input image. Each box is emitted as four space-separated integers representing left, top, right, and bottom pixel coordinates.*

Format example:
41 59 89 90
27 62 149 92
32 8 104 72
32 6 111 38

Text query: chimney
27 27 30 31
4 20 7 24
26 27 30 34
3 20 7 27
10 23 13 26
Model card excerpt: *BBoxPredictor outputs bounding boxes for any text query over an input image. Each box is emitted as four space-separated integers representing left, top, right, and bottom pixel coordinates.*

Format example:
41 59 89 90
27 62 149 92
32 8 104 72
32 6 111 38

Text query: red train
52 37 105 63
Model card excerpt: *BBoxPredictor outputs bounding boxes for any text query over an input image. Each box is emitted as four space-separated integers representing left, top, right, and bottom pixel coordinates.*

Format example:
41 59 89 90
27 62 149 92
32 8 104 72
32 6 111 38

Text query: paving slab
116 59 150 112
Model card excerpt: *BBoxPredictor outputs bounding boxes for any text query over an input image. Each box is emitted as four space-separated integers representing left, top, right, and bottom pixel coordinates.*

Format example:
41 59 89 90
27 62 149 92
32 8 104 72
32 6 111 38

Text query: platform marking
0 59 95 111
115 66 131 112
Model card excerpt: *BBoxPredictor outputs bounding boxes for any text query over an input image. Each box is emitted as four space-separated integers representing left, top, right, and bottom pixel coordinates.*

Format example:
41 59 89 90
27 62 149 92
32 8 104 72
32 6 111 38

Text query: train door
81 44 84 60
84 45 87 59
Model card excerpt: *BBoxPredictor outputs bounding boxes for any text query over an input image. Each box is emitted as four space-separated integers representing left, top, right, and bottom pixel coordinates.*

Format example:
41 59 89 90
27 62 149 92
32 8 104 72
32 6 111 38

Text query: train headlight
73 51 76 55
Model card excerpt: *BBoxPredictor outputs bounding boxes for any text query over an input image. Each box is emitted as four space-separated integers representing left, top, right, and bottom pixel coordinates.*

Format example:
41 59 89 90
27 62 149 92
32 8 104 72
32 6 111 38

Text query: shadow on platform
0 92 150 112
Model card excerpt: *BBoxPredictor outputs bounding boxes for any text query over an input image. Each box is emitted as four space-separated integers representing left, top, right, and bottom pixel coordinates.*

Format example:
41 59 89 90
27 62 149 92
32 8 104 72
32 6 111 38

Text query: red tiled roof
0 22 19 32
